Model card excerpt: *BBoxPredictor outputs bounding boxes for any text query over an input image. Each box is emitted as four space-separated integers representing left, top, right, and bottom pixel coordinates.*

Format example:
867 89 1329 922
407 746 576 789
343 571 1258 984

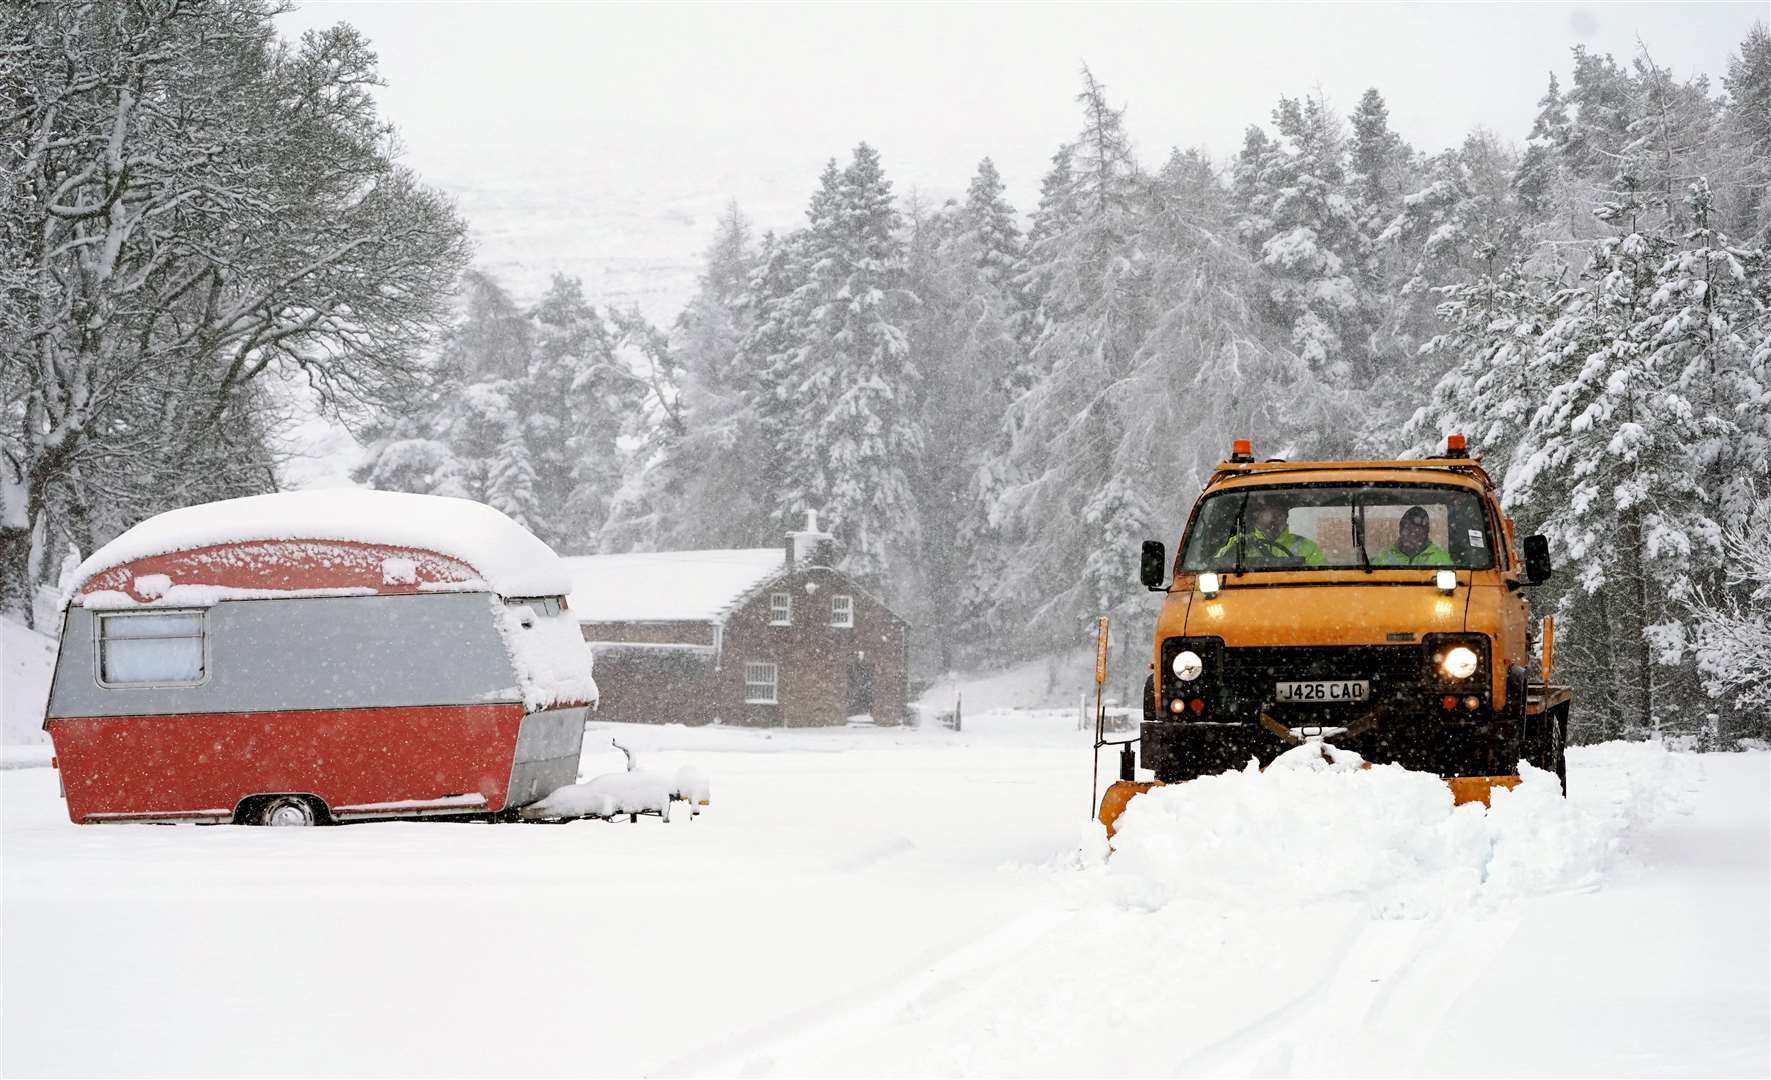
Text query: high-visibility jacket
1372 542 1452 566
1216 527 1326 566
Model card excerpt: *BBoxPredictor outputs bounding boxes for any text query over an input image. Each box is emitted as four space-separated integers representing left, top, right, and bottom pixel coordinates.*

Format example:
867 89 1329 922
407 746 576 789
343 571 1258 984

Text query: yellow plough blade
1098 779 1160 838
1444 774 1521 807
1098 771 1525 838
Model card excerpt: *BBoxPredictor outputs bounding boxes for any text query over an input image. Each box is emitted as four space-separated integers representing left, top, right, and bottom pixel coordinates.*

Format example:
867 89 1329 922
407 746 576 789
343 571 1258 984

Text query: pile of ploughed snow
1096 739 1696 919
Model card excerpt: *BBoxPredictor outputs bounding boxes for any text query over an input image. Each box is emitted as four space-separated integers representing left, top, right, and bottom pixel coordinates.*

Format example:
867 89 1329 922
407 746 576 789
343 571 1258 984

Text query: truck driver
1216 493 1326 566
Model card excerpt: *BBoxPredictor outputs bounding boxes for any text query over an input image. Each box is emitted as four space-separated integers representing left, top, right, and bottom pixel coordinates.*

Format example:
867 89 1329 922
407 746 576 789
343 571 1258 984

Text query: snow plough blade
1098 771 1523 838
1444 774 1520 807
1098 779 1159 838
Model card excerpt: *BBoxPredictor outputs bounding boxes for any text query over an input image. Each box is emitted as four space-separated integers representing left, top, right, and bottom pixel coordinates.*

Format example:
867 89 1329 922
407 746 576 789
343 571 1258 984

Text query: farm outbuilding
565 516 909 727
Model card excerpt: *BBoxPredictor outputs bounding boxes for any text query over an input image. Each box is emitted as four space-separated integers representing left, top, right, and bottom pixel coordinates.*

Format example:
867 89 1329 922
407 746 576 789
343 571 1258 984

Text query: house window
831 595 854 627
744 662 779 704
769 593 792 625
96 610 206 687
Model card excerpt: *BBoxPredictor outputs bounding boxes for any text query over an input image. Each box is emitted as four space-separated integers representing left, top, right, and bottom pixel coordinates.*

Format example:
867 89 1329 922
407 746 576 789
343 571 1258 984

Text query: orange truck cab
1112 437 1571 828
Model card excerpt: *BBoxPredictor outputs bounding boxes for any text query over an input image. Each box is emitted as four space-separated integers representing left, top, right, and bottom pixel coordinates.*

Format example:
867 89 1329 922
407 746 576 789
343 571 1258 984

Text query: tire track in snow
1166 905 1373 1076
1328 909 1523 1075
657 907 1073 1077
1171 908 1523 1077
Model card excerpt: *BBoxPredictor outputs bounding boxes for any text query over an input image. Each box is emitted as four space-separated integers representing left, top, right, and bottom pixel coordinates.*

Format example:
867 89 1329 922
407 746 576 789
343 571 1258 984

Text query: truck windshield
1178 484 1497 572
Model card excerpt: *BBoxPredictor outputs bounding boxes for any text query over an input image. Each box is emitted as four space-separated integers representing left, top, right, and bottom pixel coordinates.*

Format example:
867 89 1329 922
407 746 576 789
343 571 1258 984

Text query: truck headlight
1172 650 1203 682
1440 646 1479 679
1197 571 1220 597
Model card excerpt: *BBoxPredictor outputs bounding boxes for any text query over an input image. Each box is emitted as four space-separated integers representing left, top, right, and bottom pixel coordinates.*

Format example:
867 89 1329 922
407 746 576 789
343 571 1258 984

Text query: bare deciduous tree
1 0 469 619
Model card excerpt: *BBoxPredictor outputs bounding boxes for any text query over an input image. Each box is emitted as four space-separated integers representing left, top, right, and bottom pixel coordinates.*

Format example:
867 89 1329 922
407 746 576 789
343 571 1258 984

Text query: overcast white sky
276 1 1765 320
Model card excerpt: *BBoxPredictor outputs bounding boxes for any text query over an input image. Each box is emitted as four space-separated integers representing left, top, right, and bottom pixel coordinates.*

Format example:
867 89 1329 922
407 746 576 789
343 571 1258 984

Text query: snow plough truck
1098 436 1572 836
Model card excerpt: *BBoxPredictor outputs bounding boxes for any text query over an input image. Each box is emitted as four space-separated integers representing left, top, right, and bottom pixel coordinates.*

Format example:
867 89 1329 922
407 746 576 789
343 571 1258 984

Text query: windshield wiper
1354 503 1372 574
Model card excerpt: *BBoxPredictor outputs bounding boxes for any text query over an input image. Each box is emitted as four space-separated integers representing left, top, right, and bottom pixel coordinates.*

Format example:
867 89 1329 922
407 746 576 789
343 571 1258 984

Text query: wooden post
1090 616 1109 815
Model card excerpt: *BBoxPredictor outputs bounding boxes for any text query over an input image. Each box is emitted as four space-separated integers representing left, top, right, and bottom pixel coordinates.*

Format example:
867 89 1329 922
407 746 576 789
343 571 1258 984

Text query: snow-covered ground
2 691 1766 1077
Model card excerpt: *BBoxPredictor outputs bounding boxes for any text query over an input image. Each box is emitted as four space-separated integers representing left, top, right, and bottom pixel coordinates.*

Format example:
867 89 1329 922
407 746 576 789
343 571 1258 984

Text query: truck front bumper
1140 708 1523 783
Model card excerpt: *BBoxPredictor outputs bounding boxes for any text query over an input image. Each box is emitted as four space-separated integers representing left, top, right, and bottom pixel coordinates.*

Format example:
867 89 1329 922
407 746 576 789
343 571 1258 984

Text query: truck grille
1219 644 1424 721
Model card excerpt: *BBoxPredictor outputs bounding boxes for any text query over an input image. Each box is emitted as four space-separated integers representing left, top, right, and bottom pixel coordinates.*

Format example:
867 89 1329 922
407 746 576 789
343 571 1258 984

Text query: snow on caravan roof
563 549 787 623
75 490 572 598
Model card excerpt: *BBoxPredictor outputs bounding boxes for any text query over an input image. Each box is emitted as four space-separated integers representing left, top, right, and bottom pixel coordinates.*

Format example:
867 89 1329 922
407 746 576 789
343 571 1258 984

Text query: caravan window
96 611 207 687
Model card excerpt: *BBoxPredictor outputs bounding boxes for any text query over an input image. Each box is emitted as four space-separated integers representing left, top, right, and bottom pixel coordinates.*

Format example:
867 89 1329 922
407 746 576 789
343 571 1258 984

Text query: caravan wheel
251 795 322 827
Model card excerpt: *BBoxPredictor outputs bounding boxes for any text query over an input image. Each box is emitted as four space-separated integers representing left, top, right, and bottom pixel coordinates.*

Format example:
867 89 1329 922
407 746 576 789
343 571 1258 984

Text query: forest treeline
5 3 1768 742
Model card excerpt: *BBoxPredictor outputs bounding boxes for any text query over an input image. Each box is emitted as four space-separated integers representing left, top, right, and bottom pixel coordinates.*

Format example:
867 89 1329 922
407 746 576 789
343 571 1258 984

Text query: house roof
563 549 788 624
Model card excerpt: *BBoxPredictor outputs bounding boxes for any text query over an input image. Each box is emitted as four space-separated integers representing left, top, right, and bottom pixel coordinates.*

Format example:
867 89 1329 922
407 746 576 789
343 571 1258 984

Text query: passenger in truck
1373 505 1452 566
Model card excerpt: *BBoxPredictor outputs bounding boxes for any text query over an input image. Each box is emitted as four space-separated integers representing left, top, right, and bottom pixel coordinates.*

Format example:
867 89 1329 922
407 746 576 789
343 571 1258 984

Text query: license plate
1275 680 1369 703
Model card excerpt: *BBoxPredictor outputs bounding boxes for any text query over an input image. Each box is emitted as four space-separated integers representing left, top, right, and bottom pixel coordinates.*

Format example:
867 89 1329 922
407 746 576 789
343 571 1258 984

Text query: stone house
563 516 909 726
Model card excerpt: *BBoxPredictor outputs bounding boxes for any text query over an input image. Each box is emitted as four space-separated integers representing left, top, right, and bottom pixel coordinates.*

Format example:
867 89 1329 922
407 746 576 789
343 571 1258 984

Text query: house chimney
785 509 834 567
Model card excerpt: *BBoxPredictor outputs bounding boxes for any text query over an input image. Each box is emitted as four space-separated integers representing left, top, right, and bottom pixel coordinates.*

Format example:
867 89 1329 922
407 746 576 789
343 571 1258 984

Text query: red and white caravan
43 490 598 825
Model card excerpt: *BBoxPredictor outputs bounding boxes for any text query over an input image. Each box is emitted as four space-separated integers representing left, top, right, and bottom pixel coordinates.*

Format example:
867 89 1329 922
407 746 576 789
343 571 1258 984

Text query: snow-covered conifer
1515 74 1570 218
1506 182 1723 740
1683 496 1771 736
807 144 923 589
1247 93 1367 389
992 69 1159 648
1722 22 1771 241
487 430 544 533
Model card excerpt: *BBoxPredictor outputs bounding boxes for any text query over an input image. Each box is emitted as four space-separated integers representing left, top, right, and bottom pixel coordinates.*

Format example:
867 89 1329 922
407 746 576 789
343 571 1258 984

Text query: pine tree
1722 22 1771 241
1629 179 1771 741
529 274 627 550
808 143 923 589
1644 180 1770 533
960 157 1022 290
1232 125 1281 257
1683 497 1771 737
1350 88 1406 222
1019 143 1081 362
736 229 813 532
1623 53 1724 234
920 159 1029 668
1562 46 1638 183
657 204 770 549
994 69 1156 649
594 306 687 552
1373 131 1526 444
1506 181 1720 741
1515 74 1570 217
775 159 849 531
1250 92 1367 389
487 429 544 532
1348 89 1414 369
1411 251 1555 472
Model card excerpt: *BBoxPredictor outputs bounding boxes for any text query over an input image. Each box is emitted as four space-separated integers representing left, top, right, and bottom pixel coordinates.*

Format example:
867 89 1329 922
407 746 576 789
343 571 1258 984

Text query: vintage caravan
43 490 598 825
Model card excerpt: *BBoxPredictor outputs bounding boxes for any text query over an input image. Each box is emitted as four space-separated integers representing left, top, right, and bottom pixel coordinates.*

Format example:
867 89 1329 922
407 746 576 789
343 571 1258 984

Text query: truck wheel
254 795 322 827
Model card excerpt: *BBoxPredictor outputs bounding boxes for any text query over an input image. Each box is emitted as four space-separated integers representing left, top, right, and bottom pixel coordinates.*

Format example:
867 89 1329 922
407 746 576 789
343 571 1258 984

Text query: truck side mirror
1523 534 1552 585
1140 540 1168 591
